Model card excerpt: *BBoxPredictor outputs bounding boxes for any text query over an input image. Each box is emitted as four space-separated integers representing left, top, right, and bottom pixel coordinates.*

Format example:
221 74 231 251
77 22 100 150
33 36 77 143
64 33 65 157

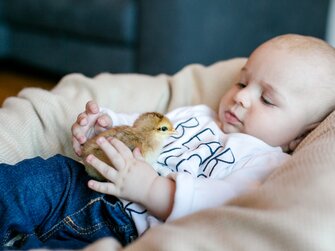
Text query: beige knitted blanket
1 58 334 250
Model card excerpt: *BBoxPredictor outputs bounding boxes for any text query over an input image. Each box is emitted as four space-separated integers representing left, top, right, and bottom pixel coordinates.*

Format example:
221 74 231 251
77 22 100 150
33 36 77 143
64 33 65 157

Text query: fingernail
96 137 105 144
86 154 92 162
79 136 86 144
99 118 105 124
92 106 99 113
134 147 142 155
88 180 95 188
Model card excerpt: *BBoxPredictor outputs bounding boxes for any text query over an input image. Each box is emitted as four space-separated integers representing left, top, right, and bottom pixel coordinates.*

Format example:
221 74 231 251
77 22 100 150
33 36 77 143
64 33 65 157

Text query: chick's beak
169 129 178 135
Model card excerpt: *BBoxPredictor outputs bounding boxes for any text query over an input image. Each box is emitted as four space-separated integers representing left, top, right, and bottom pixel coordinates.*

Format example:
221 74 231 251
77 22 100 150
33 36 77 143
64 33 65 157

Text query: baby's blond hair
271 34 335 74
266 34 335 119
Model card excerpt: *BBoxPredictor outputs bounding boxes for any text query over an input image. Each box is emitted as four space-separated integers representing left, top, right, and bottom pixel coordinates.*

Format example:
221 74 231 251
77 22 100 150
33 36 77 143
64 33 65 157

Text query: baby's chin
220 122 242 134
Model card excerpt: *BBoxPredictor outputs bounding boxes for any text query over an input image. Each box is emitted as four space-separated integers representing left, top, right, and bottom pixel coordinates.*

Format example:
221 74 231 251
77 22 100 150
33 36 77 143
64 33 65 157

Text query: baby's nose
234 89 251 108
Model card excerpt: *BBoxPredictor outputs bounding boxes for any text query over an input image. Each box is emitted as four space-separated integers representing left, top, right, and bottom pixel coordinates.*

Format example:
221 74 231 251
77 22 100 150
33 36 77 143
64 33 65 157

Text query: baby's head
218 34 335 151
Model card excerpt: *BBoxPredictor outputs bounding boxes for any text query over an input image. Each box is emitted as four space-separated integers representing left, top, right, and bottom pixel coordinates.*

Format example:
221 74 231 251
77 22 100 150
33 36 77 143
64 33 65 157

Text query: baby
72 34 335 234
1 34 335 250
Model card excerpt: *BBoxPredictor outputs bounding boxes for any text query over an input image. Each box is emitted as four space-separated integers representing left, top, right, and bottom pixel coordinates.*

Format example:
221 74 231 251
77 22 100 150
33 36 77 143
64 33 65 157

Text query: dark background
0 0 331 78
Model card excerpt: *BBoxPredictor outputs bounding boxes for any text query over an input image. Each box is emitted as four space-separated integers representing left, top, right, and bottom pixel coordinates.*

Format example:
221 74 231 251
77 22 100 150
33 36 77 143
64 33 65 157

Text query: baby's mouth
224 111 242 125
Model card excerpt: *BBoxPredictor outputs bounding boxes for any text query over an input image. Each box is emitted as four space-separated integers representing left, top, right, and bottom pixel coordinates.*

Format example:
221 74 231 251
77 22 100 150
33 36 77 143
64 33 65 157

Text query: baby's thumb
133 148 145 160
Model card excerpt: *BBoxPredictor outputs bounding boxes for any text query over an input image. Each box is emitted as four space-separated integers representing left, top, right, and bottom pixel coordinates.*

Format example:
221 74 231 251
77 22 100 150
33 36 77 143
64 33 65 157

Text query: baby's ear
284 122 320 153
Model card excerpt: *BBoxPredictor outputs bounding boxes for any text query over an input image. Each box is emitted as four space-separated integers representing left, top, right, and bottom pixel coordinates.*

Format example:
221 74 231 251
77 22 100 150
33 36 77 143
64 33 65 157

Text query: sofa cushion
3 0 138 44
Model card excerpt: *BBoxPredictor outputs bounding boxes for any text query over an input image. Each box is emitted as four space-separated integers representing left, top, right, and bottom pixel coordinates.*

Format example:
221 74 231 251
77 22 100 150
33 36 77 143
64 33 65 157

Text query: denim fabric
0 155 138 250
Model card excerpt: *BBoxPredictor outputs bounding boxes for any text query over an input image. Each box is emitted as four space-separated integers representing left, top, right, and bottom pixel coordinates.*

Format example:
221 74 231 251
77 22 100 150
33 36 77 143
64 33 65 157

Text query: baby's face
218 43 323 148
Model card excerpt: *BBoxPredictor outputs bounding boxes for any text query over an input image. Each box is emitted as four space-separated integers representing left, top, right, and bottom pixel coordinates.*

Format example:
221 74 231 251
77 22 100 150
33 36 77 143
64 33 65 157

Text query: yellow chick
82 112 175 180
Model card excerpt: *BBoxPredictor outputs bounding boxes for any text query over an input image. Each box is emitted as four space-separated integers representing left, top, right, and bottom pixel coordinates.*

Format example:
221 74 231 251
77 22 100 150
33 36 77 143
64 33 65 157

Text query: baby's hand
86 137 158 205
71 100 113 156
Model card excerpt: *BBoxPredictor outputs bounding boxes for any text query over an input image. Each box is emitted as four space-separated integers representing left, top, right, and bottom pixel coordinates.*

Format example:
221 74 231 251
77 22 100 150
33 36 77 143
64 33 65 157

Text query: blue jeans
0 155 138 250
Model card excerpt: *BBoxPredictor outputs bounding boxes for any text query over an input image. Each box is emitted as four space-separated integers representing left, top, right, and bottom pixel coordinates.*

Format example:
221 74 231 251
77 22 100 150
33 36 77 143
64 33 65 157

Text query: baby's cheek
244 120 275 144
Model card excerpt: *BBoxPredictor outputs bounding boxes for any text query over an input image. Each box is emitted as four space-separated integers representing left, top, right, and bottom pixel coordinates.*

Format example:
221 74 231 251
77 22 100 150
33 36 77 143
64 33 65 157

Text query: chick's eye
157 126 168 131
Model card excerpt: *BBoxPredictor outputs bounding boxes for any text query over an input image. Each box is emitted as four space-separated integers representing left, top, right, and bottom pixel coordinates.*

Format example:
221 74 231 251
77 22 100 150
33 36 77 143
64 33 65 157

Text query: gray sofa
0 0 330 77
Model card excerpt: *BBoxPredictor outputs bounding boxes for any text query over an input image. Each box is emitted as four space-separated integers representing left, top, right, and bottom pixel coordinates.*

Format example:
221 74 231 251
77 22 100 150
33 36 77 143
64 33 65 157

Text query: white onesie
101 105 290 235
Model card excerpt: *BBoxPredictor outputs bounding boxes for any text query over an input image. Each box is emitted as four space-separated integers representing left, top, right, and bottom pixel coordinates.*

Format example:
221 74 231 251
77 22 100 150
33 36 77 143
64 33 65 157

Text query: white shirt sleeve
99 107 140 126
166 151 290 222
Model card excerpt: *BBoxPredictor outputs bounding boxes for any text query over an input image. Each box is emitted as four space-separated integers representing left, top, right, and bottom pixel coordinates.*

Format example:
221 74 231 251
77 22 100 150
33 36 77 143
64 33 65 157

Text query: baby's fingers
71 123 88 144
96 137 129 170
95 114 113 133
88 180 117 196
72 136 82 156
76 112 89 126
86 154 117 181
133 148 145 161
109 138 133 159
86 100 100 114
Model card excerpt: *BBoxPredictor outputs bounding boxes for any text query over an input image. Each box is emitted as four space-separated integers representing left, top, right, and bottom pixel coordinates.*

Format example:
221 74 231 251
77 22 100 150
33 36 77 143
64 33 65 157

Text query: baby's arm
86 137 176 221
71 100 113 156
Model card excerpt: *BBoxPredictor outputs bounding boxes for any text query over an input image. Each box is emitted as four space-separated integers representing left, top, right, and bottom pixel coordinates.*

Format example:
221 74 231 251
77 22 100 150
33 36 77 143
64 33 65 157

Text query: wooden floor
0 69 58 105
